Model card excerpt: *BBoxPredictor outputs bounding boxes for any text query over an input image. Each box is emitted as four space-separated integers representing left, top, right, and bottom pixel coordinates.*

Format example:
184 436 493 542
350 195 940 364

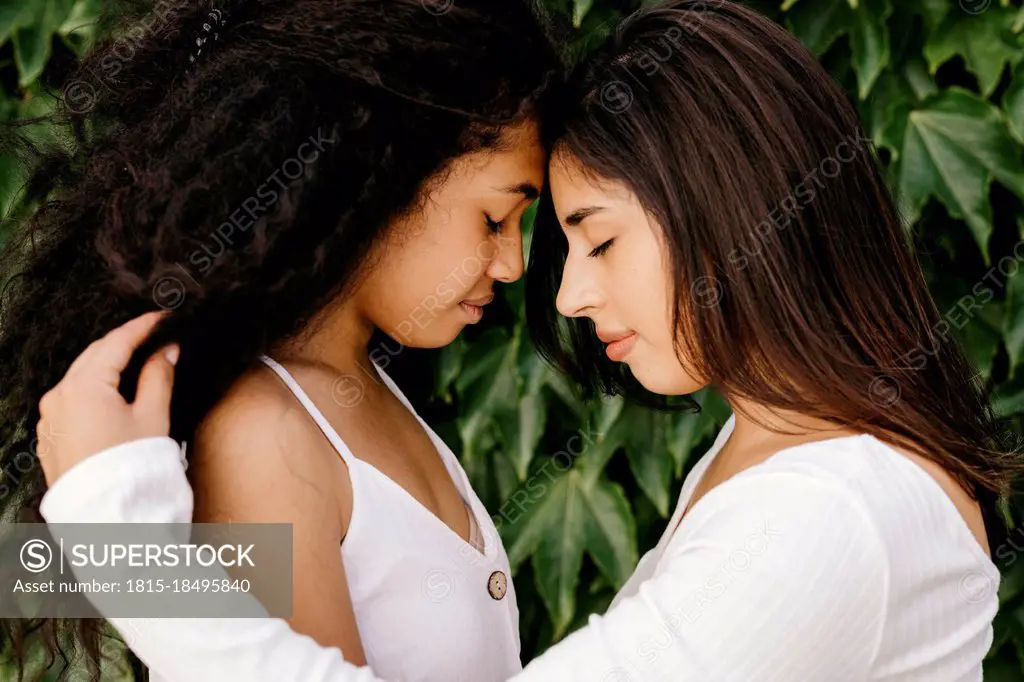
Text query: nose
555 252 601 318
486 226 525 284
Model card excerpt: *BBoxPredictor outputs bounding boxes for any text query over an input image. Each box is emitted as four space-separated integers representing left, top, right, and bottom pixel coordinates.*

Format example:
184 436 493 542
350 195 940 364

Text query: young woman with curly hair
0 0 561 680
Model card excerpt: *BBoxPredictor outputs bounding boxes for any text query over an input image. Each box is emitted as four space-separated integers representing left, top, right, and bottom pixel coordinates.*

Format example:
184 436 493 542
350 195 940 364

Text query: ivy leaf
454 327 507 391
667 409 703 478
539 371 585 421
899 88 1024 262
960 304 1001 380
623 405 673 517
454 327 519 481
1002 219 1024 377
0 154 26 224
910 0 949 35
696 388 732 429
572 0 594 29
499 393 546 481
12 0 74 87
579 479 638 589
57 0 104 56
785 0 853 56
902 57 939 101
998 560 1024 604
848 0 892 99
502 466 636 639
57 0 102 36
860 69 912 158
435 333 465 403
924 6 1023 98
493 342 550 480
530 474 584 639
0 0 27 47
1006 61 1024 146
984 652 1024 682
992 372 1024 418
579 407 629 485
786 0 891 99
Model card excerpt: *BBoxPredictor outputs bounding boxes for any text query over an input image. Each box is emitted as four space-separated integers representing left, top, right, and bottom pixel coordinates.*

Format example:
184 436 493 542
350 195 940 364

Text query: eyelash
485 215 503 234
588 238 614 258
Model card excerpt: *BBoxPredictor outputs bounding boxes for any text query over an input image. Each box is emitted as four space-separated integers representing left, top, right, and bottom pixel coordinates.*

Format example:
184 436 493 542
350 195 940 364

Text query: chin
627 358 704 396
405 325 463 349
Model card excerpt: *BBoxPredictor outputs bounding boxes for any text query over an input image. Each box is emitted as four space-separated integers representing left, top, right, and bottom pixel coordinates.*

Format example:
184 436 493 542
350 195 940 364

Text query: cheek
624 239 676 347
370 272 464 345
625 238 705 394
358 253 464 346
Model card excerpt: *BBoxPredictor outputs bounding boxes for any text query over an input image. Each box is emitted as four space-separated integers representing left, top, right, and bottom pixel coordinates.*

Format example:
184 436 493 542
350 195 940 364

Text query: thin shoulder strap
371 360 471 487
258 354 357 466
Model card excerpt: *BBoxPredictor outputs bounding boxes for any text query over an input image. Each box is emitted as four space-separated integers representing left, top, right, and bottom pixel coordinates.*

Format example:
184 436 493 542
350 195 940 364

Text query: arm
34 312 379 682
510 467 889 681
40 436 384 682
189 380 366 663
42 439 889 682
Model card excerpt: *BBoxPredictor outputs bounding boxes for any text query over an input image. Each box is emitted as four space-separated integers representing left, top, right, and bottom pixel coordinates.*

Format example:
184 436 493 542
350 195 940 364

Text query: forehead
549 149 634 215
458 121 547 188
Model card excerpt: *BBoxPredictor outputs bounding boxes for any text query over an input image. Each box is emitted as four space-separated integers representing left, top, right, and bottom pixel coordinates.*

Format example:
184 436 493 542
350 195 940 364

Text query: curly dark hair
0 0 563 678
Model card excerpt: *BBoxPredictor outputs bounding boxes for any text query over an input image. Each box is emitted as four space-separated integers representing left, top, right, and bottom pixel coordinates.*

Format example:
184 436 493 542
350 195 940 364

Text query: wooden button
487 570 507 600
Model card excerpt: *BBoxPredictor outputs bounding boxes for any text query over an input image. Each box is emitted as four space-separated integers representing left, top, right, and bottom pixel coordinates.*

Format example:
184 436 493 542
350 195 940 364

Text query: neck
272 299 379 379
724 394 857 452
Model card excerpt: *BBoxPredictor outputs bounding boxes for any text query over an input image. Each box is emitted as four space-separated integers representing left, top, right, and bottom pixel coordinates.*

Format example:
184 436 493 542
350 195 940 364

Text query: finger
133 344 178 431
68 311 168 380
35 417 57 482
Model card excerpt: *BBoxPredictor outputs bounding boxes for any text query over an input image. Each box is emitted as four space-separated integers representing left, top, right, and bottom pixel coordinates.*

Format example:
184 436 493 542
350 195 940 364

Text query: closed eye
588 238 614 258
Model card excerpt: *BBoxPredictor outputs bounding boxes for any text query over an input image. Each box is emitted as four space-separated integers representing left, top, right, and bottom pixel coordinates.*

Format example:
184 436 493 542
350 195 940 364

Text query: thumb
134 344 178 431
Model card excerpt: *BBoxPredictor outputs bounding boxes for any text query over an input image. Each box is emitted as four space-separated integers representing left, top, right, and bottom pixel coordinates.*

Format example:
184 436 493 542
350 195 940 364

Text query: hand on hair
36 310 179 486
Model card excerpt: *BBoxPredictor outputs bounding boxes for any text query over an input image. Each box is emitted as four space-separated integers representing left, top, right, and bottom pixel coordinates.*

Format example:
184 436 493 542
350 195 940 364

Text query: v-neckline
362 360 492 561
352 456 491 560
259 354 492 562
661 415 737 545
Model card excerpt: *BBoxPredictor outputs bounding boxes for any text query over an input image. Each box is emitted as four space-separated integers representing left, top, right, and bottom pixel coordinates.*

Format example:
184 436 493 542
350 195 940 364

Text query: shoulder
189 364 345 523
725 435 986 551
673 452 891 610
193 365 331 474
196 364 314 451
679 454 889 561
680 437 910 554
658 460 890 672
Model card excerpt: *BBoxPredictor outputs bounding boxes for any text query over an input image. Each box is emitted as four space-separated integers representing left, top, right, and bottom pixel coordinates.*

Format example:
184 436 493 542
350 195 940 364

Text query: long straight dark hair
526 0 1020 536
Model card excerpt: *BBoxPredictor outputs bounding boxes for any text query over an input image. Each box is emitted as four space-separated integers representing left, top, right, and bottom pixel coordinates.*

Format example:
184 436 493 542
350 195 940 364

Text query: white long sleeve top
39 417 999 681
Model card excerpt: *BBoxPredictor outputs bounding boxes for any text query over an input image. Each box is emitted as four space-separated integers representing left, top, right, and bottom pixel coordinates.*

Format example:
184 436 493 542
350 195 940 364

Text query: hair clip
187 8 227 71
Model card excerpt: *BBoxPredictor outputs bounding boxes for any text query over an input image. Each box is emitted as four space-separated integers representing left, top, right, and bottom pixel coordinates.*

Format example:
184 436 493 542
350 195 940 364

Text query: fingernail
165 345 180 365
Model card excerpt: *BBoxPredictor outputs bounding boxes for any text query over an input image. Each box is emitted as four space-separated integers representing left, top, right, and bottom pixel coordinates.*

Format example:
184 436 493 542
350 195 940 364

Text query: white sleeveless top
251 355 522 681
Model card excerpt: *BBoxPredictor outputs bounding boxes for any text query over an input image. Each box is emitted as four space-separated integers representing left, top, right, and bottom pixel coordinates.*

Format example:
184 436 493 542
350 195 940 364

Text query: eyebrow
564 206 607 226
499 182 540 200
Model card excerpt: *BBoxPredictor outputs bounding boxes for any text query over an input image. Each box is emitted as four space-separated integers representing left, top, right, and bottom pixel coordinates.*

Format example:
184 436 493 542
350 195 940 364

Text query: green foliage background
2 0 1024 678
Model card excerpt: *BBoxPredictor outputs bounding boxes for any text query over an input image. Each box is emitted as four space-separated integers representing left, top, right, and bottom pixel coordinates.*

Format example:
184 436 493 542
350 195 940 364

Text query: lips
596 328 638 362
596 328 635 344
459 293 493 325
462 294 494 307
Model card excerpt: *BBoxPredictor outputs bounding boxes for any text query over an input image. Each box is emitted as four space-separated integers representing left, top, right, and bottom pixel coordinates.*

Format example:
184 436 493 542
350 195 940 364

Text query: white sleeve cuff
40 436 194 524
